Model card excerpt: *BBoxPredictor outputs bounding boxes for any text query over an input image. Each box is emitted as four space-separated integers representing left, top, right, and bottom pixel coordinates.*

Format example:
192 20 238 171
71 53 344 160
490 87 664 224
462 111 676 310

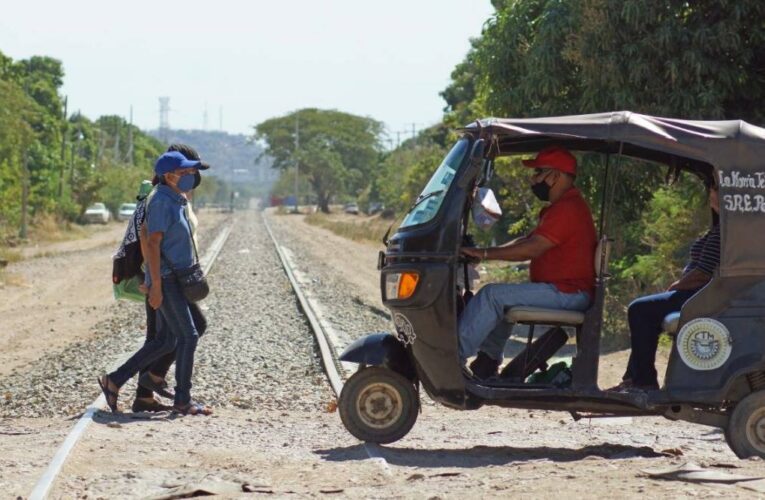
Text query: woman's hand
138 282 149 295
149 285 163 310
666 280 681 291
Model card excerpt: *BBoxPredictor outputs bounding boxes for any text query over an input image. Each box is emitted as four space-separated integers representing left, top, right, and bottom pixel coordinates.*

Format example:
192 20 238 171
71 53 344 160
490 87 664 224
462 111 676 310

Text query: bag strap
181 205 200 265
153 201 199 271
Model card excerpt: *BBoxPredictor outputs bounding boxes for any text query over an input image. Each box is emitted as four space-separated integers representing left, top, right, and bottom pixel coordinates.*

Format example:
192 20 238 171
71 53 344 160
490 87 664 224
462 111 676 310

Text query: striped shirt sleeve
688 226 721 276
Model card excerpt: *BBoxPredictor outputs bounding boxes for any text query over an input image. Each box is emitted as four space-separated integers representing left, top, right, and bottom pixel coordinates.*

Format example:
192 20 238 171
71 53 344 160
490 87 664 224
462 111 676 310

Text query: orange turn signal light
398 272 419 299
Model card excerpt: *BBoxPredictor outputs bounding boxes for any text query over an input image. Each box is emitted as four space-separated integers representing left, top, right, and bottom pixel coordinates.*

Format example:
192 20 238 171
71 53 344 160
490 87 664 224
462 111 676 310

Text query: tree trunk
311 176 332 213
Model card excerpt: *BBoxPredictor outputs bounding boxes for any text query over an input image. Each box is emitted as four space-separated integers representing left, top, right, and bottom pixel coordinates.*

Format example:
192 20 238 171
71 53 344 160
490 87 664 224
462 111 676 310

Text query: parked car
367 202 384 215
344 203 360 215
117 203 137 222
83 203 111 224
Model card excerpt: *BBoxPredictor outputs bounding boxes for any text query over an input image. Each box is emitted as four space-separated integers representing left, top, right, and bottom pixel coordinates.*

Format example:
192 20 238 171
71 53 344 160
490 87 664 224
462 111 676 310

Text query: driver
459 146 596 379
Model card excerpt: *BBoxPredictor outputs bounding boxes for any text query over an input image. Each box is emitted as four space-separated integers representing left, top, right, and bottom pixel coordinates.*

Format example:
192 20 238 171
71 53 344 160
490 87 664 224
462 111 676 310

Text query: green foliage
255 108 384 212
439 1 765 340
0 49 164 240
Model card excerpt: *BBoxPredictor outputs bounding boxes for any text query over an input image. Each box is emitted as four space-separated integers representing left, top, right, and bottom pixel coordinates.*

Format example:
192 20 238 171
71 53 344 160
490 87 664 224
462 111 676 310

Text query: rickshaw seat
505 306 585 326
504 239 610 327
662 312 681 334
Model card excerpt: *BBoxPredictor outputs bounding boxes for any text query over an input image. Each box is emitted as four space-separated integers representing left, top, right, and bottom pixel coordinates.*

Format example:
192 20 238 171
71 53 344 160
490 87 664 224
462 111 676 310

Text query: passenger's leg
627 289 696 387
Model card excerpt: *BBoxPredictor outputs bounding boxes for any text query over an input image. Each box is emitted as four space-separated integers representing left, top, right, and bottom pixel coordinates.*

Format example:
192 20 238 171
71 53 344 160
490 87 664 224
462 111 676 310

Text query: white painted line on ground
29 223 234 500
262 213 392 475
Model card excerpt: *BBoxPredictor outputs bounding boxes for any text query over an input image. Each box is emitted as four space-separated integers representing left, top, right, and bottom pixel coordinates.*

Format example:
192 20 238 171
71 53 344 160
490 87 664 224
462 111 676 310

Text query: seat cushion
662 312 681 334
505 306 585 325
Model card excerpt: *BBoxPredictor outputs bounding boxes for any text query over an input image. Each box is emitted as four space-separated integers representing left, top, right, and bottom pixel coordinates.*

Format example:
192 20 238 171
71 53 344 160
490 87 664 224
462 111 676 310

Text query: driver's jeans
458 282 590 362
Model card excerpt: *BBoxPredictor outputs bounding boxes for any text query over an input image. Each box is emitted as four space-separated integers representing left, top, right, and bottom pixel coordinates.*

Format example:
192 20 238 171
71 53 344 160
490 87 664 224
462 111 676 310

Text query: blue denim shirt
145 185 193 286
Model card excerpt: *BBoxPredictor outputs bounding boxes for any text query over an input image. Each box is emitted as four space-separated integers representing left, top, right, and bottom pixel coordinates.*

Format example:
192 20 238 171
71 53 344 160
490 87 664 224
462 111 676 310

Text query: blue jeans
109 276 199 406
623 289 698 386
458 282 590 362
156 277 199 406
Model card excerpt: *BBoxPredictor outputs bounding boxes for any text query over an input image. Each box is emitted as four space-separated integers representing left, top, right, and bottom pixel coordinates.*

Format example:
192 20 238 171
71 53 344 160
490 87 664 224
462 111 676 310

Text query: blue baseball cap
154 151 202 175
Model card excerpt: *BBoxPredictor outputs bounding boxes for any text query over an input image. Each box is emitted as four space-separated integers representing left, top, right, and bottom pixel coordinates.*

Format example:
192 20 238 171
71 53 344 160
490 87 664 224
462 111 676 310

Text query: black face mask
531 180 551 201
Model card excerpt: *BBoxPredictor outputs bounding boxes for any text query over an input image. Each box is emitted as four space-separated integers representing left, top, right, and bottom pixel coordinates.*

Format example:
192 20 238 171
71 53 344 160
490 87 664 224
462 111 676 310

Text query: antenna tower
159 97 170 142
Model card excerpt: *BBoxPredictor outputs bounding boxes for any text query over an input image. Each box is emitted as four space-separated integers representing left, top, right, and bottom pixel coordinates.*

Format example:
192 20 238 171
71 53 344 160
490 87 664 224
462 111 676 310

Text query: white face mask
472 188 502 230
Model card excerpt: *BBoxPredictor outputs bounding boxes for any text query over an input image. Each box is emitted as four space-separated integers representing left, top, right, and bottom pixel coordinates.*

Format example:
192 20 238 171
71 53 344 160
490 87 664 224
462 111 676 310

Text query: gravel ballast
0 211 332 418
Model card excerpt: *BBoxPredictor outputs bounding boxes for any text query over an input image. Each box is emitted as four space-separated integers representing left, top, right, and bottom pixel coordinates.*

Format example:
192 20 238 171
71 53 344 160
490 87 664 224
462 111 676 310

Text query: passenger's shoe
606 380 633 392
608 380 659 394
469 352 500 380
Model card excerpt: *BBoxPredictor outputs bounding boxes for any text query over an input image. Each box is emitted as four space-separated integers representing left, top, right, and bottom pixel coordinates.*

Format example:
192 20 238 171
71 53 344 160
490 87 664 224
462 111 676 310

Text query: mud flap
339 332 416 380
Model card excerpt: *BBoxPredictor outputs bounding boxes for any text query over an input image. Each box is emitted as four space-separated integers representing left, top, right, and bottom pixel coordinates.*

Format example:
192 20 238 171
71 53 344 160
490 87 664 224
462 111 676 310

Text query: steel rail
261 212 391 474
29 222 234 500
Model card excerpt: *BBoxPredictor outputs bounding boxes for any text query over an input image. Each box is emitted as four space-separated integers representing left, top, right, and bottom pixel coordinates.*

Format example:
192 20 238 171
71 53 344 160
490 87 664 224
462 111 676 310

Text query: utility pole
58 96 68 198
294 114 300 213
411 123 417 148
113 120 121 161
20 148 29 239
20 79 30 238
125 105 134 164
203 102 209 130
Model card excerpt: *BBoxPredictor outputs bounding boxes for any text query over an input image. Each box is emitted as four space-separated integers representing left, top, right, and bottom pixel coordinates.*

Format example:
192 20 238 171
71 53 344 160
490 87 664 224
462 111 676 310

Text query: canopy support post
572 142 624 391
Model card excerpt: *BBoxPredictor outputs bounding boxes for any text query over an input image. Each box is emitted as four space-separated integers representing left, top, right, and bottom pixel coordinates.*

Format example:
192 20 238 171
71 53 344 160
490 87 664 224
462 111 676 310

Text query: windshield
120 203 137 210
399 138 470 229
87 203 105 210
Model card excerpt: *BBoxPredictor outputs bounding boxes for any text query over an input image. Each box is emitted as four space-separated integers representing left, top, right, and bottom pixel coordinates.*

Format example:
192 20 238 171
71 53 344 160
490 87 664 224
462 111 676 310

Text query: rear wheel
725 391 765 458
339 367 418 444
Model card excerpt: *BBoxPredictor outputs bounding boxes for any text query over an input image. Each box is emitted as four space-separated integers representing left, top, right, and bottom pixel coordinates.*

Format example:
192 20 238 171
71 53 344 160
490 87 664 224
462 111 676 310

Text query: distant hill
149 129 278 194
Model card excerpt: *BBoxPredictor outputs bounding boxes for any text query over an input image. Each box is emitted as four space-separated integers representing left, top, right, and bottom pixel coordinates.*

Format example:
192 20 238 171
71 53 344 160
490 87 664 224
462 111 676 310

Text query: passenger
459 146 596 379
132 144 209 413
613 182 720 393
98 150 212 415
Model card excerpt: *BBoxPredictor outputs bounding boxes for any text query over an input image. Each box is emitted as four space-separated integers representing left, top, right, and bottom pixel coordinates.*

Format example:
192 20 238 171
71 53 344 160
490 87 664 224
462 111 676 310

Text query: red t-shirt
530 188 596 297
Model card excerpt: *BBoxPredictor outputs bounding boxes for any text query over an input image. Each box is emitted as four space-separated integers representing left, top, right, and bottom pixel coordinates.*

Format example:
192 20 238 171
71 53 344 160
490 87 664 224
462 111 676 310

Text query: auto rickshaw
338 111 765 458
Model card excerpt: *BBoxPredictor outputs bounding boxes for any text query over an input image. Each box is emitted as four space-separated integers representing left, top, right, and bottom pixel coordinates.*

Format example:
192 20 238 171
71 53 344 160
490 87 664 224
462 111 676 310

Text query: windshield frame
397 137 472 230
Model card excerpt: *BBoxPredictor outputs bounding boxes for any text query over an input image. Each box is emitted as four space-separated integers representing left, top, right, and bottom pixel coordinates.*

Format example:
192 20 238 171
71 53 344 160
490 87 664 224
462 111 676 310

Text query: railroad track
262 212 392 473
29 222 234 500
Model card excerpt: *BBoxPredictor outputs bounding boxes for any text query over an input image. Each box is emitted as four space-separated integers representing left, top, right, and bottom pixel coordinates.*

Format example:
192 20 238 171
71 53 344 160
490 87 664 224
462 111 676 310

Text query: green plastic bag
113 275 145 303
526 361 572 387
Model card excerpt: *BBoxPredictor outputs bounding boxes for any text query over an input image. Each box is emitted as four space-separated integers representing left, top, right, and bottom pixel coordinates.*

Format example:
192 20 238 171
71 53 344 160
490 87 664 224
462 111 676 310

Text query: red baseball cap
522 146 577 175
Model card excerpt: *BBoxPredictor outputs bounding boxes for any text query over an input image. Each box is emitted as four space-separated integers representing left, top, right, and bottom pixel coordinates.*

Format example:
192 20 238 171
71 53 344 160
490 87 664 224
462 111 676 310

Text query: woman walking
132 144 209 413
99 150 212 415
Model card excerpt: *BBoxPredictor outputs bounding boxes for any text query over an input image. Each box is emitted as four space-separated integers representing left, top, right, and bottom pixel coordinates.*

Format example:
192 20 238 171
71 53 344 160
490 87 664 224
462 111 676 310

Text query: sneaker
468 352 500 380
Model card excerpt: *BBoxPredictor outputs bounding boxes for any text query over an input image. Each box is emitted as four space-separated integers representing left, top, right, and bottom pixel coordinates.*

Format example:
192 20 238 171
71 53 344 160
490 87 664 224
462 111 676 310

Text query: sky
1 0 494 142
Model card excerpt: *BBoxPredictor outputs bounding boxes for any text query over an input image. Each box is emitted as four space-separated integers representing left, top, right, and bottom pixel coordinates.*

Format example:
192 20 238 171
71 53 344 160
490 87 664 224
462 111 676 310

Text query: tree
254 108 383 213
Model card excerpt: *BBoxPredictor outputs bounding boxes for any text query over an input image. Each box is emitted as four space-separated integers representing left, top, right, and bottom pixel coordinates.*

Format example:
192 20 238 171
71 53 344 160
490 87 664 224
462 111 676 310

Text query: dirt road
0 211 228 378
1 210 764 498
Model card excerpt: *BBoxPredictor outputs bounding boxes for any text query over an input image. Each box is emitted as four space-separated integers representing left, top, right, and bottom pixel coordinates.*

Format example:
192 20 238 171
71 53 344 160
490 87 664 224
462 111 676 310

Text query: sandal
132 397 173 413
97 375 119 412
138 372 175 399
173 401 213 416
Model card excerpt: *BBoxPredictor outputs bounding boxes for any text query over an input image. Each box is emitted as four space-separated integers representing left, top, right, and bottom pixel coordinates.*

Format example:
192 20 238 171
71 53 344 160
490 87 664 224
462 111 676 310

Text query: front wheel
725 390 765 458
339 367 419 444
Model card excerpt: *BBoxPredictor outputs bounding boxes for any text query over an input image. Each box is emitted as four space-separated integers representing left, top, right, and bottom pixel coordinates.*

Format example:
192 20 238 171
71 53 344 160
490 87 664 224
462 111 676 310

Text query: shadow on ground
316 442 664 468
92 410 172 425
